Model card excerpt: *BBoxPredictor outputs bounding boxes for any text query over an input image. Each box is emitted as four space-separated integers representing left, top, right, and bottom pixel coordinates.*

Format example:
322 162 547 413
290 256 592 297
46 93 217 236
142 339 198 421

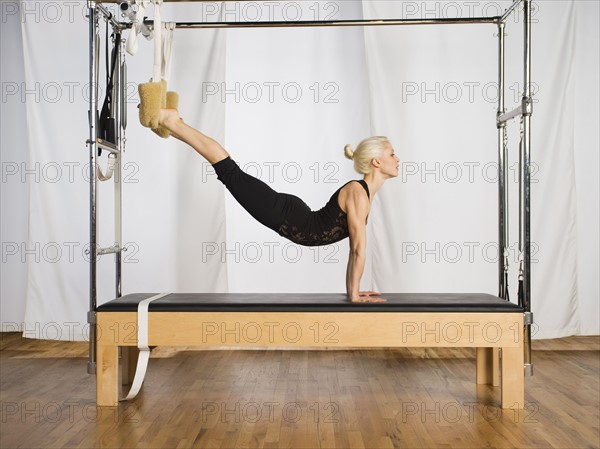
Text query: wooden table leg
97 344 119 407
500 346 524 409
476 347 500 386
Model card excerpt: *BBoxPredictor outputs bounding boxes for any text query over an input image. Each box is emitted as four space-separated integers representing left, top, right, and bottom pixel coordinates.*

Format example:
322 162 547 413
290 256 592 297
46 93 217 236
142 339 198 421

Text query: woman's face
377 142 400 179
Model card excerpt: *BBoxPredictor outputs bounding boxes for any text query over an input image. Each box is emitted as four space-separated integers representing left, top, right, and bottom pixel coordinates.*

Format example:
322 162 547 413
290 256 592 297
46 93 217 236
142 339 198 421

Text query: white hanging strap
97 154 117 182
162 22 176 83
152 0 163 82
125 3 139 55
121 293 170 402
126 0 150 56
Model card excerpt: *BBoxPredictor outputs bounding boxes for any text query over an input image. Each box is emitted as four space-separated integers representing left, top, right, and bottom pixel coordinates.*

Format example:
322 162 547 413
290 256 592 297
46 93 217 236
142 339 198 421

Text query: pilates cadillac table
95 293 525 408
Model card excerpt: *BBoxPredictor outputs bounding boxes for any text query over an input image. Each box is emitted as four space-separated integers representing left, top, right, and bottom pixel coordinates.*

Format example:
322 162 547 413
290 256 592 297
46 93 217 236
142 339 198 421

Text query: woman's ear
371 158 381 169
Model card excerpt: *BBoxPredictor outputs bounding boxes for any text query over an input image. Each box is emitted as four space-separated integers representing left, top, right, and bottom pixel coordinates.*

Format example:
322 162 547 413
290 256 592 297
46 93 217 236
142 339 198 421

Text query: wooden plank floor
1 334 598 449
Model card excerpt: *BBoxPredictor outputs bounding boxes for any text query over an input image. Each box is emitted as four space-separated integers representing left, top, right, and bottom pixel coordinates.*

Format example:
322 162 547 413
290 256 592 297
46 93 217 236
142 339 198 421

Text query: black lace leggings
212 157 310 232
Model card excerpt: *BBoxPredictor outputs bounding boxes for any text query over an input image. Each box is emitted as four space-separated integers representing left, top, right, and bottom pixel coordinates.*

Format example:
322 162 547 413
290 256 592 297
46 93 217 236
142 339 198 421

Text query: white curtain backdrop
363 0 582 339
222 1 371 293
1 1 598 340
16 0 228 340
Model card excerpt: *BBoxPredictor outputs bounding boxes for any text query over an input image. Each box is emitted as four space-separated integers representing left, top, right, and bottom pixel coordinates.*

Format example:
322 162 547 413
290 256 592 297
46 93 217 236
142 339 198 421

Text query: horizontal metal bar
96 138 120 154
98 245 120 256
497 104 523 125
500 0 523 23
144 17 500 30
98 0 326 2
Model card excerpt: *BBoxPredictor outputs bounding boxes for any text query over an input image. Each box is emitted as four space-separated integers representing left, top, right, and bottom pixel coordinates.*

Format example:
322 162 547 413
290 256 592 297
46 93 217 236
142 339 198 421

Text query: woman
158 109 399 303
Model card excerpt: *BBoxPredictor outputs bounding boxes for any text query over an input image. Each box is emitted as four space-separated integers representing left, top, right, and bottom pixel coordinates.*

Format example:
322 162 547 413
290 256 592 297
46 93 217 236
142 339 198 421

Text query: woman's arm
343 185 386 303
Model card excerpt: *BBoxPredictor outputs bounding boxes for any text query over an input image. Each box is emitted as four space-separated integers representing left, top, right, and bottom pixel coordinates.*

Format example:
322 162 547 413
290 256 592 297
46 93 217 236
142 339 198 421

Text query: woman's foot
158 108 183 132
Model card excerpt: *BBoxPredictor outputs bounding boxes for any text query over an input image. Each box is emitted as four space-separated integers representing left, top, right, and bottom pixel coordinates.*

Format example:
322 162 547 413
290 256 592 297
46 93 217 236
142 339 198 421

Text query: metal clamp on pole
496 112 506 129
522 96 533 117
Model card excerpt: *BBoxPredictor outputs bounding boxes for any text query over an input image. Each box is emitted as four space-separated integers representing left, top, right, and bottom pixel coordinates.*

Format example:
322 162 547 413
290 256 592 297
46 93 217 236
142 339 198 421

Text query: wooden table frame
96 311 524 408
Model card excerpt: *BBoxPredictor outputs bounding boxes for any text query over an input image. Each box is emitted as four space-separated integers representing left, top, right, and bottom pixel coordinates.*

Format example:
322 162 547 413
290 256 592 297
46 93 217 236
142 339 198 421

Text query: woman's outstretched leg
159 109 229 164
158 108 297 232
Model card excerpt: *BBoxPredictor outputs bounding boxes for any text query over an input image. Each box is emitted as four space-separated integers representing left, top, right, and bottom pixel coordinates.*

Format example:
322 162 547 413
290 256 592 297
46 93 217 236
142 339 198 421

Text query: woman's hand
360 291 381 297
350 292 387 303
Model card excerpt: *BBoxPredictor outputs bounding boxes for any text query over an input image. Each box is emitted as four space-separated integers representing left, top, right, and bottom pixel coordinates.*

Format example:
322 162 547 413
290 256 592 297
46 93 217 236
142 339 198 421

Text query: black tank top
277 180 370 247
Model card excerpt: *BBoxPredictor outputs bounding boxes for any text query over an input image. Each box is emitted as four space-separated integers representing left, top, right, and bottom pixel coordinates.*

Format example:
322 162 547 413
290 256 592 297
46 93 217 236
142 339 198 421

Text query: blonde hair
344 136 390 175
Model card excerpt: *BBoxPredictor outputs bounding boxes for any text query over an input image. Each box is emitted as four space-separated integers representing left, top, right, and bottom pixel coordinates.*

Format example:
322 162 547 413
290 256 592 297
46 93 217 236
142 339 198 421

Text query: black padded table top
96 293 524 313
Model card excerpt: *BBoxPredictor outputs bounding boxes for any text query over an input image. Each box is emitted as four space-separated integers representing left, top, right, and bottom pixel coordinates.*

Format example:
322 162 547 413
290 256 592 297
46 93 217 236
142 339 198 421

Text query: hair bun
344 144 355 160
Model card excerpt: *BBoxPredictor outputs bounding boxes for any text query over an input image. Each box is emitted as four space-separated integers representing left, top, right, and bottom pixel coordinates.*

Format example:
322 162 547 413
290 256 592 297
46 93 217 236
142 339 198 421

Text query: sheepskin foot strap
139 80 179 139
138 80 166 130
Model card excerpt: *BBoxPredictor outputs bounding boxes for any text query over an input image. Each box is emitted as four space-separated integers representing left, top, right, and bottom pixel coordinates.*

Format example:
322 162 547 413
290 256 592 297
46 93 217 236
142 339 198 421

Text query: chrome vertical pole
87 0 98 375
497 21 509 300
521 0 533 376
